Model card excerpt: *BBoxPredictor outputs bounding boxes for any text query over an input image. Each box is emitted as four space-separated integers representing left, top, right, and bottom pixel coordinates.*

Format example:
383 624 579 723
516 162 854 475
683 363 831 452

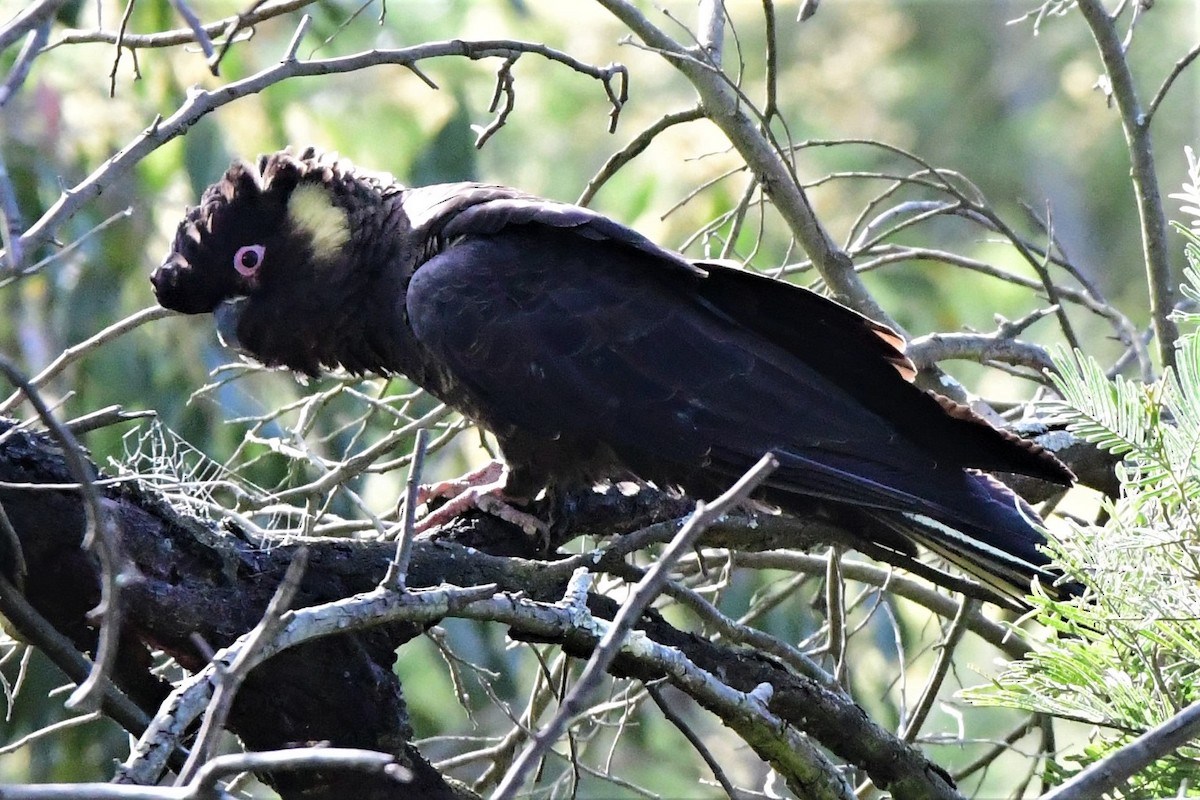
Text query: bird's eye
233 245 265 277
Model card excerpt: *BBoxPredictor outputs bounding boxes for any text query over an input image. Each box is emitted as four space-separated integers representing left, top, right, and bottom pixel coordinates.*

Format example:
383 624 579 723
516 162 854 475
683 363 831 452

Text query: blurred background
1 0 1198 796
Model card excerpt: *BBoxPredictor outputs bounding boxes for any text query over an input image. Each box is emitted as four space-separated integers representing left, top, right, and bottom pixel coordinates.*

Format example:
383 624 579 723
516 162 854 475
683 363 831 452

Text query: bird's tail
869 471 1079 605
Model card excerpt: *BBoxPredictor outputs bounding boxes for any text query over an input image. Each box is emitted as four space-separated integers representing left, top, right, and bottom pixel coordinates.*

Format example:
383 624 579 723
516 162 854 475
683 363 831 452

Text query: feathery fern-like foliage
963 215 1200 799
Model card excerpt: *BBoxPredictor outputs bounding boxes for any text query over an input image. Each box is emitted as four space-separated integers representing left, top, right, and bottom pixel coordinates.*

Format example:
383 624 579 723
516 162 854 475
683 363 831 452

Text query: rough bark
0 417 1106 798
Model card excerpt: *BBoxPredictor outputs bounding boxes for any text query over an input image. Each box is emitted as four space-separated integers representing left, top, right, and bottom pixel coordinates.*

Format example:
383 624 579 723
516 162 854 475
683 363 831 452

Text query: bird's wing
403 185 1070 486
687 264 1071 483
404 210 1010 523
404 184 706 276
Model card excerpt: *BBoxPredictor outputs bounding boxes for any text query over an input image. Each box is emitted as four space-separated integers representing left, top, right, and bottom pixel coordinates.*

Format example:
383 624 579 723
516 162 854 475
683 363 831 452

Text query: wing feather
407 224 987 525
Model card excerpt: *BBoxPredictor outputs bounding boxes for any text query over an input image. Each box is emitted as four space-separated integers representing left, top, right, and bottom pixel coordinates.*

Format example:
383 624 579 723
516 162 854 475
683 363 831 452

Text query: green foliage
963 237 1200 798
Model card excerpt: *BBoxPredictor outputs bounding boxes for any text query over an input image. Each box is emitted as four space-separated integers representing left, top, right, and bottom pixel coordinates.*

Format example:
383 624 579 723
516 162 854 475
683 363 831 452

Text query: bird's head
152 148 389 373
152 149 354 313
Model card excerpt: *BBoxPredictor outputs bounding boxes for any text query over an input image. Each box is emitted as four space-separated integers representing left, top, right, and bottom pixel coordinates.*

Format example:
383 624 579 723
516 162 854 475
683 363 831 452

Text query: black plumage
152 148 1076 602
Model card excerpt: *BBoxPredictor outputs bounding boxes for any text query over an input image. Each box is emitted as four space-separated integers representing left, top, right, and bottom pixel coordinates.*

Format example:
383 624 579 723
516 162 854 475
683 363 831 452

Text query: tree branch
0 421 966 799
1076 0 1179 369
593 0 897 329
1042 699 1200 800
6 39 628 276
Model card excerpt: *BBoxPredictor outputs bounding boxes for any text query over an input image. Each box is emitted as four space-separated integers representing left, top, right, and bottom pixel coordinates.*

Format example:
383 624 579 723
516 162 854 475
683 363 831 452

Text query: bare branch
0 305 173 415
594 0 898 329
1146 40 1200 124
107 0 138 97
167 0 214 61
474 56 518 149
907 320 1057 376
1042 699 1200 800
0 358 125 714
281 13 311 62
646 684 740 797
10 39 628 271
577 106 705 207
49 0 316 49
1076 0 1178 369
383 428 429 591
0 19 50 110
0 0 64 52
0 748 405 799
492 453 780 800
900 598 978 742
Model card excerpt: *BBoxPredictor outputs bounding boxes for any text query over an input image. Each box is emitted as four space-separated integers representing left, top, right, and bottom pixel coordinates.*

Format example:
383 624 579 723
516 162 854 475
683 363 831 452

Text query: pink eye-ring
233 245 265 277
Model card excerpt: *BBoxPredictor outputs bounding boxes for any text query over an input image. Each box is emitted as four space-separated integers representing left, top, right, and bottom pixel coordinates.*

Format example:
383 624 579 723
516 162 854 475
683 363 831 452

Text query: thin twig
0 501 26 588
577 106 704 207
281 13 311 62
210 0 269 74
383 428 429 591
1146 40 1200 125
0 711 103 756
49 0 314 49
1 207 133 286
900 598 978 742
647 684 740 798
475 56 518 149
491 453 779 800
825 546 847 687
0 306 173 414
108 0 137 97
762 0 779 116
951 715 1041 784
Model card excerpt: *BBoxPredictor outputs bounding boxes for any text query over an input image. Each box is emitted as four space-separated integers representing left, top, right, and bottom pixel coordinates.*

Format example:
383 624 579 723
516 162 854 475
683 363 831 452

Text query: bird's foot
415 460 549 541
416 460 507 506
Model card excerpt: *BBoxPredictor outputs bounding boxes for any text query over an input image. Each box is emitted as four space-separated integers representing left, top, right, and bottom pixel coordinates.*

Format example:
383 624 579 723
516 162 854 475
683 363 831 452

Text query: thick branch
0 421 963 800
1042 699 1200 800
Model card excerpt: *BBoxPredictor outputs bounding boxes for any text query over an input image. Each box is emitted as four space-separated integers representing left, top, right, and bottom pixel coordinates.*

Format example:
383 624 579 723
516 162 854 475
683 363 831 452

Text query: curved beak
151 255 227 314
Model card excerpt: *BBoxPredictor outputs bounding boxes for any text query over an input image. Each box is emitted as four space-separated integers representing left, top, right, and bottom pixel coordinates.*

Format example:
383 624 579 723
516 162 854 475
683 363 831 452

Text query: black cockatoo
152 147 1075 603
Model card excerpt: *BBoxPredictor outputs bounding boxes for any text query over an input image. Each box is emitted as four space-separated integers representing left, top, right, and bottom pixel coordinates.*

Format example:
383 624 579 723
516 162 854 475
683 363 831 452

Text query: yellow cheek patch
287 183 350 263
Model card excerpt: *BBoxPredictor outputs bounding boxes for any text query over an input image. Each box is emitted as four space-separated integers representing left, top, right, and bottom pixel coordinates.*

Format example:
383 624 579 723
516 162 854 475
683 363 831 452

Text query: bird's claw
416 460 507 506
473 494 550 542
415 460 549 545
